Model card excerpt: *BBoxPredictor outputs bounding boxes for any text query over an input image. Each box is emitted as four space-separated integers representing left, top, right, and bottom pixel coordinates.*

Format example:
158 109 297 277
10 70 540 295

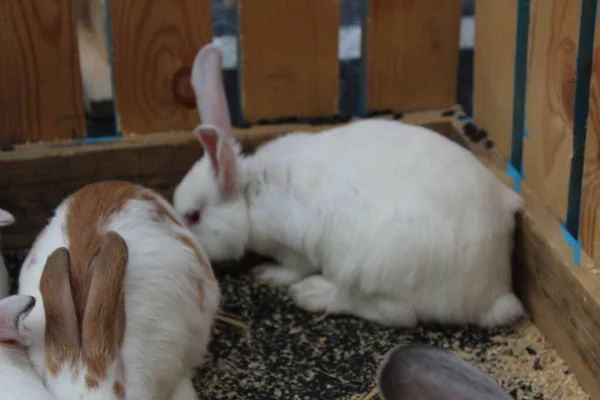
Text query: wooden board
362 0 462 113
580 16 600 265
450 116 600 400
238 0 340 123
472 0 517 159
0 107 458 250
0 0 86 146
522 0 580 223
109 0 212 134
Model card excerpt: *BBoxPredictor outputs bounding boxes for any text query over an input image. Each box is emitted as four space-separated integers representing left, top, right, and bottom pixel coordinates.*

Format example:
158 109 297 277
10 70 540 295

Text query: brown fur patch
138 191 183 227
85 375 99 389
113 381 125 398
39 248 79 375
177 233 216 282
196 277 205 311
65 181 138 327
81 231 129 379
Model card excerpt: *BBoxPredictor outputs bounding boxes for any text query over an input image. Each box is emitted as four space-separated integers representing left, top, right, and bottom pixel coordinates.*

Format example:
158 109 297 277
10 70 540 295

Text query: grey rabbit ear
376 344 512 400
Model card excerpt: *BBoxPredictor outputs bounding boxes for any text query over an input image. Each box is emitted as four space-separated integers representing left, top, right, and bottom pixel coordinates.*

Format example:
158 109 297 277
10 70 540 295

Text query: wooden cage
2 0 600 397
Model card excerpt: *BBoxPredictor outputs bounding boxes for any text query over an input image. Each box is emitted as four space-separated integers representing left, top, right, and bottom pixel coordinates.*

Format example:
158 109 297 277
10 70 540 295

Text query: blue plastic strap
506 161 523 193
561 225 582 267
79 136 119 144
564 0 598 241
357 0 370 117
509 0 531 174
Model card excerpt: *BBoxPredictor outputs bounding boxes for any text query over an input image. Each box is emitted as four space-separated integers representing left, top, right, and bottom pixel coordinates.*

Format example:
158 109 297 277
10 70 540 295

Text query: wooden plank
0 0 86 146
238 0 340 123
362 0 462 113
451 117 600 400
522 0 581 223
0 107 458 250
473 0 517 159
580 13 600 265
109 0 212 134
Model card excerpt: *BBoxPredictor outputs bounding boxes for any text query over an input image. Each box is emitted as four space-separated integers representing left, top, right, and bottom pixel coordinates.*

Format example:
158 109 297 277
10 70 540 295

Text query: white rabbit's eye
185 210 201 226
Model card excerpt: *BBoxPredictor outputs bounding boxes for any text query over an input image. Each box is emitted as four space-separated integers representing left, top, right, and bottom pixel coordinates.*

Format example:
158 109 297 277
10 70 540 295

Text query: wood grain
581 18 600 264
238 0 340 123
0 107 457 250
109 0 212 134
523 0 580 223
472 0 517 159
0 0 86 146
362 0 462 113
451 117 600 400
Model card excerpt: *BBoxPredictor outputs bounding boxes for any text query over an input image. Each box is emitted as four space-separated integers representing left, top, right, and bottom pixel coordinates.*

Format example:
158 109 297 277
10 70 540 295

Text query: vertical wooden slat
473 0 518 159
362 0 462 114
109 0 213 134
579 7 600 264
0 0 86 145
239 0 340 123
523 0 581 223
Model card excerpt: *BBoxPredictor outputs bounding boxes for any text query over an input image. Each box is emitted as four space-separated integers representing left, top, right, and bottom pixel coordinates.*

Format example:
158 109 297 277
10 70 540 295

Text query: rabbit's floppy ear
81 231 128 375
40 248 80 360
376 344 512 400
0 208 15 228
191 43 233 138
0 295 36 347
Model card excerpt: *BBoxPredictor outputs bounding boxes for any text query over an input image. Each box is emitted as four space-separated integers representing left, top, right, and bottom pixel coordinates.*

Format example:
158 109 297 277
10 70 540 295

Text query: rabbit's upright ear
194 125 238 198
191 43 233 138
191 43 239 198
376 344 512 400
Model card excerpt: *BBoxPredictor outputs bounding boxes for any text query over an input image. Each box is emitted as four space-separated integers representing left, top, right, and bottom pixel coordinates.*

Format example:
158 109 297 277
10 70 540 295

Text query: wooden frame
3 106 600 398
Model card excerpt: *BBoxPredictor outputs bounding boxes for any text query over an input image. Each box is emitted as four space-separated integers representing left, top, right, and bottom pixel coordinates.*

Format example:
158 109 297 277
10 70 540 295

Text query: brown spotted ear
39 248 80 370
81 231 128 379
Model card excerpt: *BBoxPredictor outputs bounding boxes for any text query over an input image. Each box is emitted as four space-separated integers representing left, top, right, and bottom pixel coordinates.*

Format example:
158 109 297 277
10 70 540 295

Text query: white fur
0 208 16 299
173 44 525 329
18 185 221 400
0 295 58 400
0 345 58 400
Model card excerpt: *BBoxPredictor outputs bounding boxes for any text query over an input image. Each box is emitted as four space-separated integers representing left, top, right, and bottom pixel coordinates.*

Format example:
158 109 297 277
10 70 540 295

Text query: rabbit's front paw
252 263 305 286
289 275 342 312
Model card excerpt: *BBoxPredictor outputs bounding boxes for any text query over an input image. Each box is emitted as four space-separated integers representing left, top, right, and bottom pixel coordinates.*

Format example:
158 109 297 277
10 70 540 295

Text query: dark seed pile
2 251 588 400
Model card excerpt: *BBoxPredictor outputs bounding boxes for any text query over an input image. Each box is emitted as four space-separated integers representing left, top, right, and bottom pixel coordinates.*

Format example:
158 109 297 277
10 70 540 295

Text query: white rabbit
18 180 220 400
0 207 16 299
173 43 525 329
376 343 513 399
0 294 58 400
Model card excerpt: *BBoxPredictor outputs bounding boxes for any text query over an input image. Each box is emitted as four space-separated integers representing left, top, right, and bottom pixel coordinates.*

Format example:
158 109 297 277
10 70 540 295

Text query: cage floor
2 251 589 400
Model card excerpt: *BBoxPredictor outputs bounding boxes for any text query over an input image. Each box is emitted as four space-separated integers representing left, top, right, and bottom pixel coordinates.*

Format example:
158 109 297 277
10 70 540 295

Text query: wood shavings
215 313 247 329
361 387 380 400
